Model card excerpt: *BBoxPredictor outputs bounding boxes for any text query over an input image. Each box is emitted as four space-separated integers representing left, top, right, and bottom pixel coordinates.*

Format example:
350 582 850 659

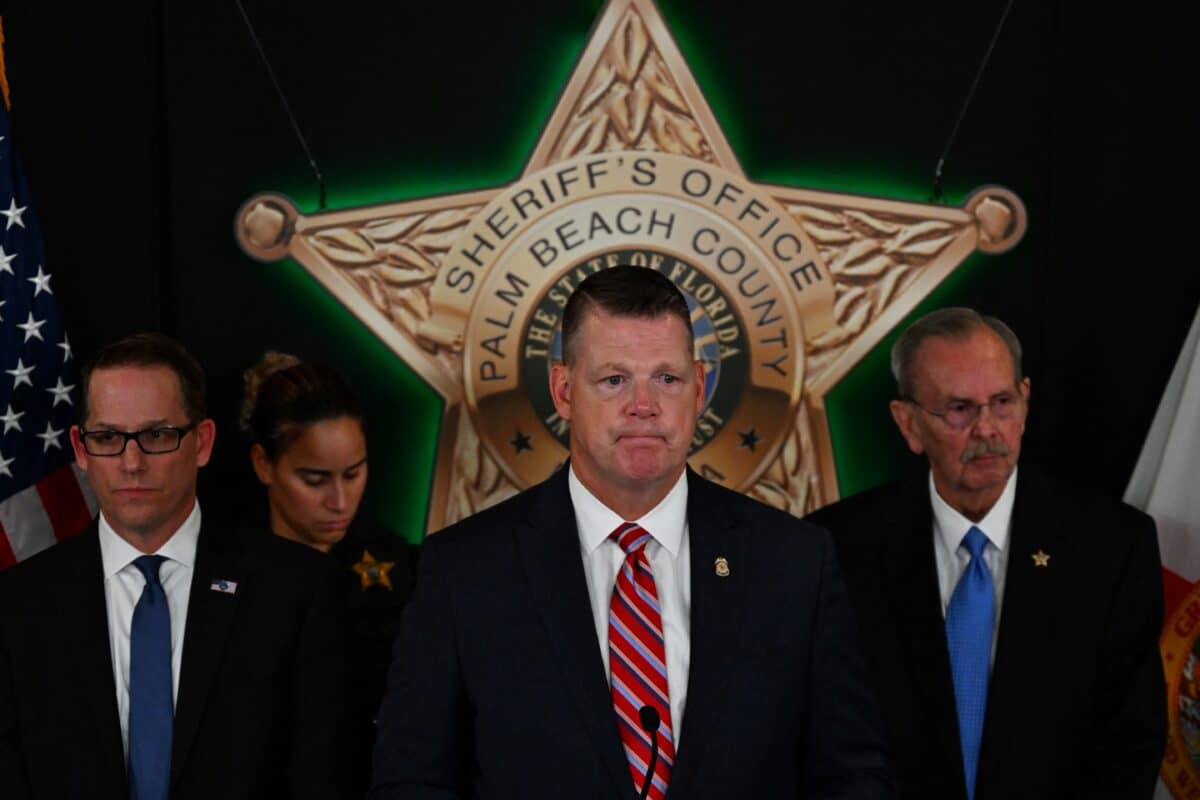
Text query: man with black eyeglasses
807 307 1166 800
0 332 352 799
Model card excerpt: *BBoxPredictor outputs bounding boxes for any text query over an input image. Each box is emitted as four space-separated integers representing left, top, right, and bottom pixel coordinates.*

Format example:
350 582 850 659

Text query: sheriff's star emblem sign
235 0 1025 535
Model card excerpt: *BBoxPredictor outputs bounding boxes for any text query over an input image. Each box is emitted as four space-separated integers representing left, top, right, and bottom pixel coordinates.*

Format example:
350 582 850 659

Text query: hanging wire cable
234 0 327 209
932 0 1016 203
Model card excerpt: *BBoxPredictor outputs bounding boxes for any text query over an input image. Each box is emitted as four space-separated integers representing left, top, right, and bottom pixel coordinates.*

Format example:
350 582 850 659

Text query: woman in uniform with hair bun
241 351 416 794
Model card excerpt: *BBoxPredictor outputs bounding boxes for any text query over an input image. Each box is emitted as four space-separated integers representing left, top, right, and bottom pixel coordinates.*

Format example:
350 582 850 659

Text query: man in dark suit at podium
0 333 351 799
808 308 1166 800
371 266 892 798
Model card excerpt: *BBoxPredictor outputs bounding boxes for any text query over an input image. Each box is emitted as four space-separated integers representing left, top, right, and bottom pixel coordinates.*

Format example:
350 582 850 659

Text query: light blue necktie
129 555 173 800
945 526 994 800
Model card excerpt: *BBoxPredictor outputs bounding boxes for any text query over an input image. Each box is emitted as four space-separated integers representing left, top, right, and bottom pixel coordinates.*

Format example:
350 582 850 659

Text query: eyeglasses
903 393 1022 431
78 424 197 456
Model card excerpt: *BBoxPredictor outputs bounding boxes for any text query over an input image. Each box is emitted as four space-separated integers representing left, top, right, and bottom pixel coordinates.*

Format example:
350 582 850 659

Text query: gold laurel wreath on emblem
751 191 1017 515
546 7 717 164
235 0 1026 532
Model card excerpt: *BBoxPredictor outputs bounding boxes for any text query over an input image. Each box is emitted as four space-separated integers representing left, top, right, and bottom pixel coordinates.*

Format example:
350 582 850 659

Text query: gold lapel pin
1032 549 1051 567
714 557 730 578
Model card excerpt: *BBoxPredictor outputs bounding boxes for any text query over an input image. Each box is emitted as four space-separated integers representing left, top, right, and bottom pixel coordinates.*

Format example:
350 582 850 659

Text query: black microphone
637 705 660 800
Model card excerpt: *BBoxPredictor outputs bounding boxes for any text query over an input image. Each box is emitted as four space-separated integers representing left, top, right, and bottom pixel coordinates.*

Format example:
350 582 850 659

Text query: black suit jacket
806 467 1166 800
370 467 893 799
0 517 352 799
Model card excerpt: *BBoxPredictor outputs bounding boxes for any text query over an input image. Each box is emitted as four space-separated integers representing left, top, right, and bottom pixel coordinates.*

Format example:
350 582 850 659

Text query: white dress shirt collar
99 500 202 578
930 467 1018 554
568 466 688 556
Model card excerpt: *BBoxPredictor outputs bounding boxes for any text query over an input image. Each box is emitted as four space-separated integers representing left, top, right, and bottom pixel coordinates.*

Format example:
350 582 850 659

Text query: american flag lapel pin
210 579 238 594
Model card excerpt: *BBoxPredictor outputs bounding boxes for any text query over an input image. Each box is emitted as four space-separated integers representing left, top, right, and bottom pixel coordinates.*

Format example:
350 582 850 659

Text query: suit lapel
664 470 744 798
170 523 247 789
512 468 633 798
883 479 967 791
61 527 128 791
977 469 1064 796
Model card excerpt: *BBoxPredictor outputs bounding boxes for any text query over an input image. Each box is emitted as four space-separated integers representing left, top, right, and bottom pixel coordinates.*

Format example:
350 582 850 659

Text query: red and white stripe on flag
0 462 96 569
1125 305 1200 614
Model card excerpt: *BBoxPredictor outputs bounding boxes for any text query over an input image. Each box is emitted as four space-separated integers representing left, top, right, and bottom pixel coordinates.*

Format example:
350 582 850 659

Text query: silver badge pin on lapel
210 579 238 594
714 557 730 578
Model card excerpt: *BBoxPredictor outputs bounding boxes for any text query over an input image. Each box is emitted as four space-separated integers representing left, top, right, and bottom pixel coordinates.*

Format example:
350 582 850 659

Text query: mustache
961 440 1010 463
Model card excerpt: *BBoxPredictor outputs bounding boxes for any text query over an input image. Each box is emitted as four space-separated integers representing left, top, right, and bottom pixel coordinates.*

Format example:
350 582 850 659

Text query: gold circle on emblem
963 186 1027 255
234 192 298 262
1159 582 1200 794
426 152 829 493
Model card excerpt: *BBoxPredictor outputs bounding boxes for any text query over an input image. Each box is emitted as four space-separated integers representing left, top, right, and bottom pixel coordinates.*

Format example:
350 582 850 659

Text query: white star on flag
2 74 97 569
0 404 23 434
36 422 64 453
27 265 53 297
1 198 26 230
45 378 75 407
17 312 45 343
5 358 34 389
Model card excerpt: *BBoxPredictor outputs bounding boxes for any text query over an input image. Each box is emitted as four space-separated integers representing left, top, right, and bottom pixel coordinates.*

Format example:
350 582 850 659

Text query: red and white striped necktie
608 522 674 800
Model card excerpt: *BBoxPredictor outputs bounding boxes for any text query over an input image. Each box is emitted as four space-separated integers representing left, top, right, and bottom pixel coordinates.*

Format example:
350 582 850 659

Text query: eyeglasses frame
900 392 1024 431
77 422 199 457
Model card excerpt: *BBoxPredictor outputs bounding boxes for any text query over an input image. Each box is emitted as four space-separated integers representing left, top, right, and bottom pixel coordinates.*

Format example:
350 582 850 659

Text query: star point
17 312 46 342
5 359 34 389
510 430 533 454
37 422 64 453
351 549 396 591
0 450 14 479
27 265 53 297
0 244 15 274
738 427 761 452
58 334 73 363
46 378 75 407
1 197 27 230
0 404 23 434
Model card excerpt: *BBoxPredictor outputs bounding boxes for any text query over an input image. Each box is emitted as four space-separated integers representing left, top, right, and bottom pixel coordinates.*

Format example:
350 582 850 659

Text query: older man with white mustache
808 307 1165 800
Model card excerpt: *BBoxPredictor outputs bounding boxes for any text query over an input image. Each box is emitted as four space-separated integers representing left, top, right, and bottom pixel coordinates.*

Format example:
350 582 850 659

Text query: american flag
0 61 97 570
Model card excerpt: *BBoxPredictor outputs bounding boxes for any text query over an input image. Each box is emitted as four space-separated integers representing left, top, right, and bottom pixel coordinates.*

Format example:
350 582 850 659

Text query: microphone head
638 704 660 734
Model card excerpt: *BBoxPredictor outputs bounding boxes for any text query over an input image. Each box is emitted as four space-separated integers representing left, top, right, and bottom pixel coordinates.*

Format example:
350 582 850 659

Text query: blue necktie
945 526 994 800
129 555 173 800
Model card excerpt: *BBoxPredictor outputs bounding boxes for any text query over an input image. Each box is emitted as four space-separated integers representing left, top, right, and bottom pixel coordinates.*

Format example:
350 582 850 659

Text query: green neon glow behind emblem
263 2 1022 536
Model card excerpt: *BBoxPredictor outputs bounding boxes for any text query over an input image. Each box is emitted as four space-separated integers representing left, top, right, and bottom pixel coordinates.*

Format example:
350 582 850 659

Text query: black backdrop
1 0 1196 541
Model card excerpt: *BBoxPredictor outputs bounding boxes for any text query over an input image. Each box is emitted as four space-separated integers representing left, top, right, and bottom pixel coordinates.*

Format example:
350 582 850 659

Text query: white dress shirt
931 468 1017 667
99 501 201 758
570 467 691 742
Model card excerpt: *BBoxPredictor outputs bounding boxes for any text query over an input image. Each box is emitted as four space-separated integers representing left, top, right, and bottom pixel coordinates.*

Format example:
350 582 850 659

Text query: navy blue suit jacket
807 467 1166 800
0 520 352 799
370 467 892 798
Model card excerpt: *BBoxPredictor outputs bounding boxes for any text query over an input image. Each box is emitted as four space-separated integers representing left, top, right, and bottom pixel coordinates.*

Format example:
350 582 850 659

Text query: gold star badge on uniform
351 549 396 591
1031 550 1051 567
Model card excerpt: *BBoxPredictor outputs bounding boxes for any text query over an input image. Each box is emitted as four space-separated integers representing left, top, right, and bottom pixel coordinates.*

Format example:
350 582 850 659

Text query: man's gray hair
890 307 1023 399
